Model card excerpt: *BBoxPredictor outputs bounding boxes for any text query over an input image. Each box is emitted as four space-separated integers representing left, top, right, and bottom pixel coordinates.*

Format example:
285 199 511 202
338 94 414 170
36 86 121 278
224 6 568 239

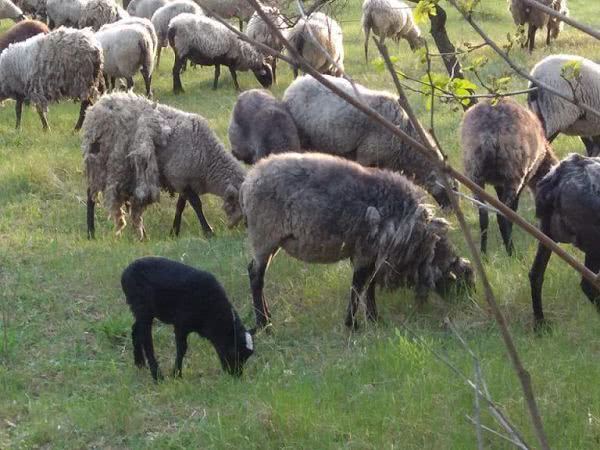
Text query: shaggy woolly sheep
528 54 600 157
46 0 85 29
0 19 48 53
100 16 158 50
79 0 128 31
508 0 566 52
95 22 156 96
361 0 424 62
122 257 255 380
0 27 103 130
127 0 168 18
529 153 600 329
462 98 558 256
0 0 25 22
151 0 202 67
241 153 474 329
82 92 245 240
287 12 344 77
245 5 286 83
283 75 452 208
228 89 300 164
168 13 273 92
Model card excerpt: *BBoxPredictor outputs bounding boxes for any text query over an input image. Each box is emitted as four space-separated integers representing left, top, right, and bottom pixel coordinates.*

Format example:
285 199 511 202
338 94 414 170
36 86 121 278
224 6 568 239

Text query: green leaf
414 0 438 24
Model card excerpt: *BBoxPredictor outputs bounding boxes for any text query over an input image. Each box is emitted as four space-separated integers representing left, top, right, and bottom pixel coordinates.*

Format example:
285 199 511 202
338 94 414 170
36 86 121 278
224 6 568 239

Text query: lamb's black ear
249 327 257 336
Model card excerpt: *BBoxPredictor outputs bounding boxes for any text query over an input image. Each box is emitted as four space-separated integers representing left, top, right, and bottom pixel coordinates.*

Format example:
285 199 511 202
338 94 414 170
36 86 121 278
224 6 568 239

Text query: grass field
1 1 600 448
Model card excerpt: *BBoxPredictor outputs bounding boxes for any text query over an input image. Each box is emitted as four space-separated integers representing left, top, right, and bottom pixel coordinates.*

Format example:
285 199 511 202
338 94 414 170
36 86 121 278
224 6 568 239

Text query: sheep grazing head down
252 60 273 88
218 329 254 377
223 184 244 228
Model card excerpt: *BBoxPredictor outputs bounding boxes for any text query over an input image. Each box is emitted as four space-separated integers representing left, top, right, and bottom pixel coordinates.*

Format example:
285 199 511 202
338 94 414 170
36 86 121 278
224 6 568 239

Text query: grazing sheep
462 98 558 255
151 0 202 67
287 12 344 77
0 19 48 53
528 54 600 157
82 92 245 240
529 153 600 328
46 0 85 29
95 23 156 96
283 75 452 208
361 0 424 62
245 5 286 83
127 0 168 18
0 27 104 131
509 0 566 52
122 256 255 380
241 153 474 329
546 0 568 42
79 0 128 31
0 0 25 22
100 16 158 50
228 89 301 164
168 13 273 92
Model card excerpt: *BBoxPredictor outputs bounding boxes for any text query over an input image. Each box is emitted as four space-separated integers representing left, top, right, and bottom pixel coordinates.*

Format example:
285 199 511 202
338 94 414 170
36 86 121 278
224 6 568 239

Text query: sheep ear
428 217 449 236
365 206 381 230
225 184 238 201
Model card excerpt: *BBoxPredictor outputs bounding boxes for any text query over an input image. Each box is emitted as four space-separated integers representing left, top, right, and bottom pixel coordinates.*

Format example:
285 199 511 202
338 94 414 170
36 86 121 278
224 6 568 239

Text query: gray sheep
361 0 424 62
195 0 280 31
241 153 474 329
82 92 245 240
461 97 558 255
0 0 24 22
287 12 344 78
150 0 203 67
0 26 104 130
509 0 567 52
228 89 300 164
46 0 85 29
282 75 452 208
168 13 273 92
528 54 600 157
530 153 600 329
127 0 169 18
79 0 128 31
245 5 286 83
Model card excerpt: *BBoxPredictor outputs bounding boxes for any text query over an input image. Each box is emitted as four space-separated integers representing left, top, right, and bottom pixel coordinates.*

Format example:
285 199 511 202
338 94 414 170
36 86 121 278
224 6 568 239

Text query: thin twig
466 416 530 450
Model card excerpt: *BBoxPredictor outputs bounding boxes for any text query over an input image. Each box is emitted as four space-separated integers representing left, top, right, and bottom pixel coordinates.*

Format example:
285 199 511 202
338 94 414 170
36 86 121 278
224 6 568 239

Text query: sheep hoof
534 318 553 335
173 87 184 95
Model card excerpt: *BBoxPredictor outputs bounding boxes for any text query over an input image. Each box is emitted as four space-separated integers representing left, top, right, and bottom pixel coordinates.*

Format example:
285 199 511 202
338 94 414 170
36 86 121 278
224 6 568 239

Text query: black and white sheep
151 0 203 68
122 256 255 380
287 12 344 78
168 13 273 92
0 26 104 130
245 5 286 84
241 153 474 329
509 0 568 52
546 0 568 42
0 0 25 22
282 75 452 208
82 92 245 240
529 153 600 328
228 89 300 164
461 98 558 255
78 0 128 31
528 54 600 157
361 0 424 62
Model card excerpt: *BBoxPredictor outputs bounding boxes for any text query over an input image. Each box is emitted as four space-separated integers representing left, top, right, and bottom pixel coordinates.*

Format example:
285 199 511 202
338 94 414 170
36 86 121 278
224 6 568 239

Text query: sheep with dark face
245 5 286 84
82 92 245 240
241 153 474 330
461 98 558 255
168 13 273 92
530 153 600 329
282 75 452 208
122 256 255 380
228 89 300 164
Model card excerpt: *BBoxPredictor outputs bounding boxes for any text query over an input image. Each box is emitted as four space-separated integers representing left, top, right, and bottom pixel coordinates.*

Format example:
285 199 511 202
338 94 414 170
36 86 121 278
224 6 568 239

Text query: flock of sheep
0 0 599 379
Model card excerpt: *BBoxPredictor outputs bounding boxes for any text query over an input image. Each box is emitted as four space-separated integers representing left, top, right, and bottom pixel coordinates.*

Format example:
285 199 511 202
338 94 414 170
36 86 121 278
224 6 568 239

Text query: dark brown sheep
0 19 48 54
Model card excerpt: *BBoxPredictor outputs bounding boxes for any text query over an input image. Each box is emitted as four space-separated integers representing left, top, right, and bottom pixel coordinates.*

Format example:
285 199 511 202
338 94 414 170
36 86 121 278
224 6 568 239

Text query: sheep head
252 60 273 88
223 184 244 228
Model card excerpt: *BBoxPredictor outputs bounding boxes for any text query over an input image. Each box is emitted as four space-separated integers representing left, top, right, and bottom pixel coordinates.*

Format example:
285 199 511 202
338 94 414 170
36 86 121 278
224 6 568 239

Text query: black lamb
121 257 254 380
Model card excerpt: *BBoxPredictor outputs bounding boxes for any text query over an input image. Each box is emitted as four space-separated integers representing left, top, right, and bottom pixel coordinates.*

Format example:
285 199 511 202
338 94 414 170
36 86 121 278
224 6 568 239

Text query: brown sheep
0 20 48 54
461 98 558 255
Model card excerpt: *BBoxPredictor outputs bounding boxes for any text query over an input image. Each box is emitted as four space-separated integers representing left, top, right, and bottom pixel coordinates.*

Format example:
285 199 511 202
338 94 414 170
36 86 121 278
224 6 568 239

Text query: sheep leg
529 226 552 330
495 186 517 256
132 322 146 368
527 24 537 53
581 253 600 310
126 77 134 91
87 188 95 240
141 66 153 98
173 327 188 377
249 254 274 329
74 100 91 131
228 67 240 91
292 65 299 79
130 201 147 241
103 74 110 92
170 194 187 237
35 104 50 131
345 265 375 329
156 46 162 70
213 64 221 90
366 277 377 322
113 205 127 236
582 136 600 157
172 54 185 94
140 320 162 381
546 25 552 45
364 26 370 62
184 188 214 238
272 58 277 85
15 98 23 130
478 204 489 255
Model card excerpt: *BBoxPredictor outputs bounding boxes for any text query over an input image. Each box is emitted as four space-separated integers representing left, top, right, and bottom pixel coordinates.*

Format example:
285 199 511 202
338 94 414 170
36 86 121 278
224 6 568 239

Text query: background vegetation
1 1 600 448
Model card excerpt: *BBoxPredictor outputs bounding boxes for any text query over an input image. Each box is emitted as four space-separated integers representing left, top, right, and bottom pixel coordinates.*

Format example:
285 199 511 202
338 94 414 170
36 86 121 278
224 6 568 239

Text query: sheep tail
362 16 371 62
167 22 177 50
139 34 155 76
128 116 162 205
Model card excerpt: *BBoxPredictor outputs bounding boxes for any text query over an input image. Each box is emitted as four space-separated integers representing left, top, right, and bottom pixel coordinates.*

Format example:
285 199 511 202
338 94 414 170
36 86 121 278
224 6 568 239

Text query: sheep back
361 0 422 49
46 0 84 28
127 0 168 19
509 0 553 29
151 0 203 47
79 0 127 31
245 6 285 52
96 24 156 79
0 19 48 53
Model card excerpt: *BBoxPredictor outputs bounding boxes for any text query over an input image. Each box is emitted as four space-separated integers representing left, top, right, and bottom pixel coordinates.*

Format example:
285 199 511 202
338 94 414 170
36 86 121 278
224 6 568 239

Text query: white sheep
361 0 423 62
82 92 245 240
151 0 202 67
95 22 156 97
528 54 600 156
79 0 128 31
0 0 25 22
46 0 85 29
168 13 273 91
0 26 104 130
286 12 344 77
245 5 286 83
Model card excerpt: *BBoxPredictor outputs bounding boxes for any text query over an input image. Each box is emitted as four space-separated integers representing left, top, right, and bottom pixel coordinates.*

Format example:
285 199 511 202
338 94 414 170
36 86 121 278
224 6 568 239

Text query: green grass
1 1 600 448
